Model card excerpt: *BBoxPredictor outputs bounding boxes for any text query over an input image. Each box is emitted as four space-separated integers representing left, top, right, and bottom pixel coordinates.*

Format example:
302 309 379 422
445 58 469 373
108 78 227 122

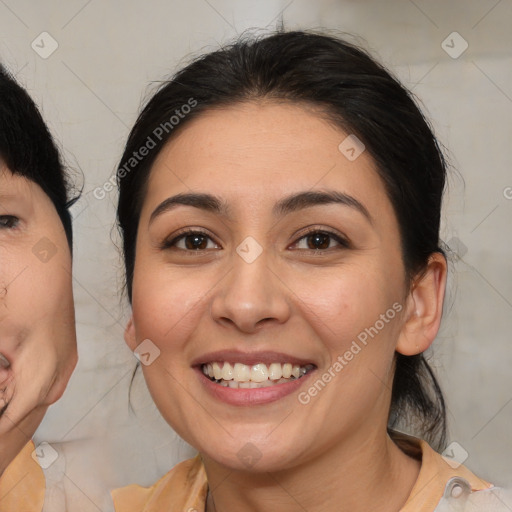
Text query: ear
124 315 137 351
396 252 447 356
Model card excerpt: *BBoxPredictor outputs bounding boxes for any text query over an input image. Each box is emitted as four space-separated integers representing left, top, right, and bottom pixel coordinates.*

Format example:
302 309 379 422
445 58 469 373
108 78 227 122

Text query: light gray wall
1 1 510 510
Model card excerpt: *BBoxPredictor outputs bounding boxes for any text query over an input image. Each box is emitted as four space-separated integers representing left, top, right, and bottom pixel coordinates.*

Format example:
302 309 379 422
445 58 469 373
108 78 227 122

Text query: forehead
144 101 392 218
0 165 34 196
0 166 55 224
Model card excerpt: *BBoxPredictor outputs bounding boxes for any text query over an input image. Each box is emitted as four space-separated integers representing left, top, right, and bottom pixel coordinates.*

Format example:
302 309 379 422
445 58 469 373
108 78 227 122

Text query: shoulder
394 433 493 512
111 455 207 512
395 434 512 511
435 480 512 511
0 440 45 511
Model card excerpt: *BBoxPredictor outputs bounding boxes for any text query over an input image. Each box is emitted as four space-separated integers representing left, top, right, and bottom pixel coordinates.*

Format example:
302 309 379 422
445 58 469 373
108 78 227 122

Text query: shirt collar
400 436 491 511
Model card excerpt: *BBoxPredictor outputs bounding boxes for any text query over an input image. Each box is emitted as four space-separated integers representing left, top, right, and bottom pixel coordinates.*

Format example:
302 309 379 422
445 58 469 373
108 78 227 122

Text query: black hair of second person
117 30 448 450
0 64 74 249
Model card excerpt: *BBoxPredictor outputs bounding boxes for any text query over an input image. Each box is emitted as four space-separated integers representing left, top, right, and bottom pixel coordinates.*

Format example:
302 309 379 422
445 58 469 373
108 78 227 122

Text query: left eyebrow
273 190 372 224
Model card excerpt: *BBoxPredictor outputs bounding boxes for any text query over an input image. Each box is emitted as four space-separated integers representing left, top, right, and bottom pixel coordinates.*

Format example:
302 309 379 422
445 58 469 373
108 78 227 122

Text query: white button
451 484 464 498
443 476 471 500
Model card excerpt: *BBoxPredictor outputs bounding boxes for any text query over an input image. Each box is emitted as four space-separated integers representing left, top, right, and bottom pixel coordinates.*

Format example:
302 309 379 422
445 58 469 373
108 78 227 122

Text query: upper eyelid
290 226 350 244
174 228 213 239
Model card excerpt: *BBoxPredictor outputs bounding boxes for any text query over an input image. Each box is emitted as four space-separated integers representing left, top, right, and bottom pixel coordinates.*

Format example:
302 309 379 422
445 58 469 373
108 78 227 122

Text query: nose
210 251 291 334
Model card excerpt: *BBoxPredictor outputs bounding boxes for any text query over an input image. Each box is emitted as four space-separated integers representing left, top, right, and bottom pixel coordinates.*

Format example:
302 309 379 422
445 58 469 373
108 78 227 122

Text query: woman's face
126 102 416 471
0 167 76 438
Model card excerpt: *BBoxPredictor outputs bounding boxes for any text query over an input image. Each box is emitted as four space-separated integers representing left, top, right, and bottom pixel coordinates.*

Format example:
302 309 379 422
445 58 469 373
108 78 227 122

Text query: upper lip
191 350 316 367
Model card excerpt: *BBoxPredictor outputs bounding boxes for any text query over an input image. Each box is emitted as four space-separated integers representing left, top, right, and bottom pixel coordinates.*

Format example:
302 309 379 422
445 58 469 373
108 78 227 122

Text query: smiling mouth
0 353 9 371
201 361 316 389
0 354 13 418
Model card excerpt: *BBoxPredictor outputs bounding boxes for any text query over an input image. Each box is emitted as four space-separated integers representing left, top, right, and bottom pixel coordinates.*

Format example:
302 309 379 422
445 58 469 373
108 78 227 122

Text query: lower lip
196 367 315 406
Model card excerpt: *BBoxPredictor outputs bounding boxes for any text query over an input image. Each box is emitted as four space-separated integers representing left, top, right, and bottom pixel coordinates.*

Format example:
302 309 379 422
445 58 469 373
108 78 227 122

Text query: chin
198 433 305 473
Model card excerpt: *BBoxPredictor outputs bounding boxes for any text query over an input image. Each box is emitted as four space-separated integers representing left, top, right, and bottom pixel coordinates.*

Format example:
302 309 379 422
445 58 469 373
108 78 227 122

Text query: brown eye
306 232 331 250
183 233 209 250
0 216 19 229
163 230 220 251
292 230 348 251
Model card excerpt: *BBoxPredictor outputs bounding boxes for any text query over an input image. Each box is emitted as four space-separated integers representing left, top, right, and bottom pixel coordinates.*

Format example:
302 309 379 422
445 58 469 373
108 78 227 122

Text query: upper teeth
202 362 311 383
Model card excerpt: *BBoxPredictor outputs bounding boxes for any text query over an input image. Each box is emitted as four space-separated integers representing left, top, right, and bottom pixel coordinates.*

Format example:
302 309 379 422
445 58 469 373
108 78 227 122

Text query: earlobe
124 316 137 351
396 253 447 356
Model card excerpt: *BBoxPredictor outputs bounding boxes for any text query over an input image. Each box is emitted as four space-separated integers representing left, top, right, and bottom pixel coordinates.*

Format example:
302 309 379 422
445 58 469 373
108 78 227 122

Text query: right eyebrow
149 193 230 225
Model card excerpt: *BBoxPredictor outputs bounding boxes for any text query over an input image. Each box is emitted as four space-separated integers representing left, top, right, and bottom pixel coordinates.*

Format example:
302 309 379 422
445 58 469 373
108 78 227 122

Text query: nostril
217 317 236 328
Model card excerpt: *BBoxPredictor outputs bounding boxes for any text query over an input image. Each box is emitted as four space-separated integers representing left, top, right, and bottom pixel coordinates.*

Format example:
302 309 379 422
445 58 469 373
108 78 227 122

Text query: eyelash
0 216 20 230
161 227 350 252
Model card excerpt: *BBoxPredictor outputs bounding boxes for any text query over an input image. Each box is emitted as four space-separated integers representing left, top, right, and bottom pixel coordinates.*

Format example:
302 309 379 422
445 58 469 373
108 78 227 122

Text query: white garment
42 446 67 512
435 477 512 511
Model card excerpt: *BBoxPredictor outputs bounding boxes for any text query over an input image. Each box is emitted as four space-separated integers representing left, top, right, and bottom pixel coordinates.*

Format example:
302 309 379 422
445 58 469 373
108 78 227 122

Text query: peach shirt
0 440 45 511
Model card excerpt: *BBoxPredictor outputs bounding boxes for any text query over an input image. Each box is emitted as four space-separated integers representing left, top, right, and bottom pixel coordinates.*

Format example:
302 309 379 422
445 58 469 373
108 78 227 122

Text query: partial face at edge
0 167 77 436
126 102 442 472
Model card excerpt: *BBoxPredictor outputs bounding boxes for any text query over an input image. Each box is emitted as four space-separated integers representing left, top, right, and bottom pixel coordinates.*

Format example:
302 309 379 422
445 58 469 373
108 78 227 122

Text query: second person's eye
0 215 20 230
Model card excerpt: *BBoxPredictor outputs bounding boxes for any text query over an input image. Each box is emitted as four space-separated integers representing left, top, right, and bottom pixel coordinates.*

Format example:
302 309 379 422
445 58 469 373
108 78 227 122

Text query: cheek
30 230 73 304
291 267 404 425
13 264 72 326
290 264 401 345
131 266 212 349
0 253 39 323
0 260 73 366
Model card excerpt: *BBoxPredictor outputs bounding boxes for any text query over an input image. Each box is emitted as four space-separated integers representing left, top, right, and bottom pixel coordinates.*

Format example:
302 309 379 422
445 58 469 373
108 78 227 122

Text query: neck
203 428 421 512
0 405 46 477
